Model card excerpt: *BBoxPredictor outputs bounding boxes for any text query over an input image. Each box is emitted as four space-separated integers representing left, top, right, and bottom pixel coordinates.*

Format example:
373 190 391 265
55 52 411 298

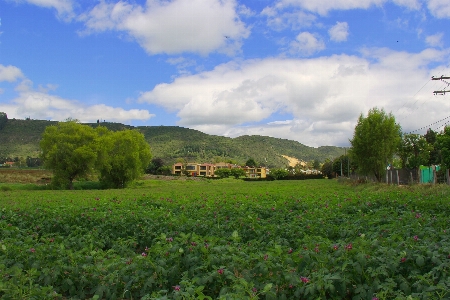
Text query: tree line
322 107 450 182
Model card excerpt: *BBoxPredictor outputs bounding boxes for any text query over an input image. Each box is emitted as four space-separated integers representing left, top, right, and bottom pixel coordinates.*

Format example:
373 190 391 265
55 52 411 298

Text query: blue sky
1 0 450 147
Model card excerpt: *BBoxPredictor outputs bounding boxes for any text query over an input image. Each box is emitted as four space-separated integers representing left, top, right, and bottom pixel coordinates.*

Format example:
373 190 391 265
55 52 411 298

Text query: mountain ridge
0 118 345 168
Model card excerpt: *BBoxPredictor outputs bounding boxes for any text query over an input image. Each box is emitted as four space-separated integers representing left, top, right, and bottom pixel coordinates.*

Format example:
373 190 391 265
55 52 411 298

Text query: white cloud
138 48 450 146
1 91 154 123
427 0 450 18
0 69 154 123
329 22 349 42
271 0 420 15
289 32 325 56
425 32 444 47
261 7 317 31
14 0 74 19
0 65 24 82
78 0 250 55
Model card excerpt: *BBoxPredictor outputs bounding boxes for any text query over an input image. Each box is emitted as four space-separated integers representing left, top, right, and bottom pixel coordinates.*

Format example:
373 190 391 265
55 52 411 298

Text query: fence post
386 172 388 184
410 172 413 185
396 170 399 185
447 169 450 186
433 169 436 185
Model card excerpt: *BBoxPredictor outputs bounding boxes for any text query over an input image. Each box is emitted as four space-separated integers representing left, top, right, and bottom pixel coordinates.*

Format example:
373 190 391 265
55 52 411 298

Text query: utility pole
432 75 450 95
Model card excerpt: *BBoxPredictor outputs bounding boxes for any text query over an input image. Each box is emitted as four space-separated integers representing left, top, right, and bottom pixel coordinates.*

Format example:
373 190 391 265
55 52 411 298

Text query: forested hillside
0 117 344 168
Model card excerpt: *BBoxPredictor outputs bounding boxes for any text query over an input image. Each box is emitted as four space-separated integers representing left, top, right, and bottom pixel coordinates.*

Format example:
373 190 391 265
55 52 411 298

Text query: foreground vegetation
1 179 449 299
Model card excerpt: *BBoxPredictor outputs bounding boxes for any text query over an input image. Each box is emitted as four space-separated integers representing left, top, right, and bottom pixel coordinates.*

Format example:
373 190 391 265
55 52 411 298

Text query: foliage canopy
97 129 152 188
40 121 151 189
350 108 401 181
40 121 99 189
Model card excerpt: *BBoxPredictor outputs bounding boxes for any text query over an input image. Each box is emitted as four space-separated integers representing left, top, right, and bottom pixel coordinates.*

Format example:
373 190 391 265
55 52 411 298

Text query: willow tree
350 108 401 181
97 129 152 188
40 120 99 189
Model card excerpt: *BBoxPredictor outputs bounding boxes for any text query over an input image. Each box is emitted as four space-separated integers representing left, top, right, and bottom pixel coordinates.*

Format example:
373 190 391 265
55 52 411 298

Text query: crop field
1 179 450 299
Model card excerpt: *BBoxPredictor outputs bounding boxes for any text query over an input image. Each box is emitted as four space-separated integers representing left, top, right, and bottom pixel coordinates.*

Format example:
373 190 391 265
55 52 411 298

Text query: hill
0 117 345 168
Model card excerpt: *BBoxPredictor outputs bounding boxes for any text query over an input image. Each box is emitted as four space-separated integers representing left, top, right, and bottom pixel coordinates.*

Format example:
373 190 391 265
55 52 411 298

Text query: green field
1 179 449 299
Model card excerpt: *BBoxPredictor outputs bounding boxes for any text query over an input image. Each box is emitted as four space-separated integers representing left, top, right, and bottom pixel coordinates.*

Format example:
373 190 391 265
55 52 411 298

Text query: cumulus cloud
427 0 450 18
78 0 250 55
329 22 349 42
0 65 24 82
425 32 444 47
138 48 450 146
15 0 74 19
0 66 154 124
289 32 325 56
1 91 154 123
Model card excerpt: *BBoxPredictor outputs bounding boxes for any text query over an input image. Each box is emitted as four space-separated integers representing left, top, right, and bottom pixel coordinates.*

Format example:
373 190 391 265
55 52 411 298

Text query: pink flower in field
252 287 257 293
30 248 36 253
173 285 181 291
333 244 339 251
372 297 379 300
414 235 419 241
300 276 310 283
166 237 173 242
345 243 353 251
401 257 406 263
314 246 319 253
141 252 147 257
217 269 224 275
288 248 293 254
145 246 149 252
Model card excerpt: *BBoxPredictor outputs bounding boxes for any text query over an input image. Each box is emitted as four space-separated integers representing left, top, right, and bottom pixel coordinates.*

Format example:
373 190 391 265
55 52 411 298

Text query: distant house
172 162 267 178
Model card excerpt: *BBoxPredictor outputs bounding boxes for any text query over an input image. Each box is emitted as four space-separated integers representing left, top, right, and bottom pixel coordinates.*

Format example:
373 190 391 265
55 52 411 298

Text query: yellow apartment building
172 162 267 178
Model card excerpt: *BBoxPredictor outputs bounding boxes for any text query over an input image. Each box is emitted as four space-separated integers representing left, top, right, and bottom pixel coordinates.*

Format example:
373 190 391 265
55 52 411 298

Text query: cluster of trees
332 107 450 182
40 120 151 189
146 158 172 175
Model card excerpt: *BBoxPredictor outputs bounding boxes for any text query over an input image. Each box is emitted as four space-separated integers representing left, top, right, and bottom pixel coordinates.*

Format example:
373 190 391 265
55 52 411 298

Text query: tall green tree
397 133 431 169
424 128 440 165
40 121 99 189
245 158 257 167
436 126 450 169
97 129 152 188
321 159 334 179
350 107 401 181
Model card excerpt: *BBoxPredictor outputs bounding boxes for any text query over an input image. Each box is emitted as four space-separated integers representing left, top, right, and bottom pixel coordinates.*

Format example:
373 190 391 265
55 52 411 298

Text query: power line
396 62 450 122
405 115 450 134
